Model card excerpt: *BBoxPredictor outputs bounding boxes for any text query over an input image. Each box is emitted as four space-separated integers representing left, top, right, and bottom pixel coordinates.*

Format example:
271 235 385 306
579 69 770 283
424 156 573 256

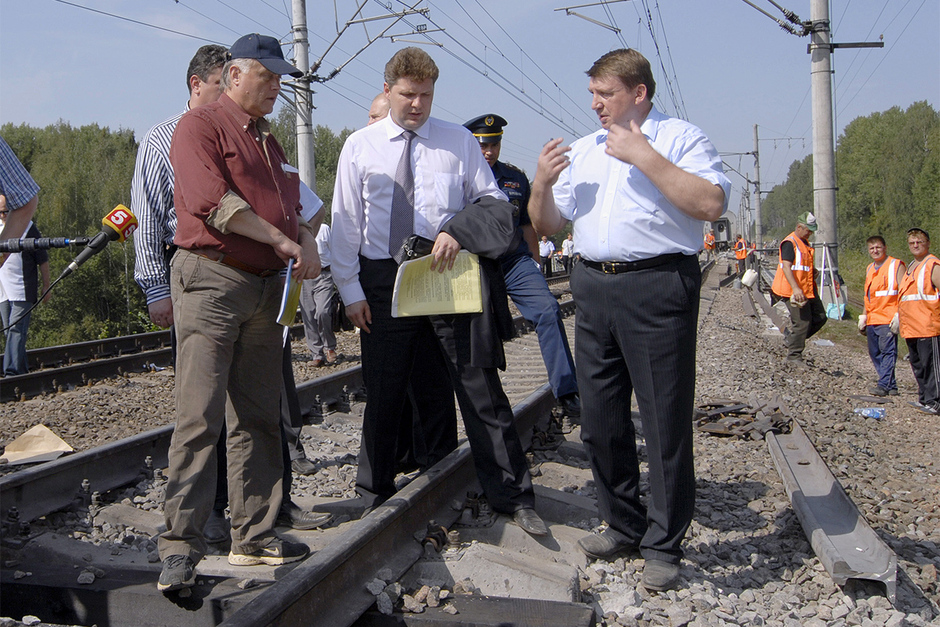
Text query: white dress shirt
331 115 506 305
553 106 731 262
538 239 555 258
315 223 332 268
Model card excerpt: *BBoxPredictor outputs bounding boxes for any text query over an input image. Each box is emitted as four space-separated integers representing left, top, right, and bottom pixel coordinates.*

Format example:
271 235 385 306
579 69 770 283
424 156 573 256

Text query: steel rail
736 277 899 602
25 330 171 371
766 420 897 602
2 348 172 402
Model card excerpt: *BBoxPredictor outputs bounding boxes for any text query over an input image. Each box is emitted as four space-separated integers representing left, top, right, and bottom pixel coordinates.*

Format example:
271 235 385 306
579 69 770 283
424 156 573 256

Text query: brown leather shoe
311 357 324 367
324 349 337 363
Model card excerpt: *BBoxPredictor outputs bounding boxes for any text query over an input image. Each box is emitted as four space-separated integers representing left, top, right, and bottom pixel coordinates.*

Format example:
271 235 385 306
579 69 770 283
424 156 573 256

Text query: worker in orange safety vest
733 234 748 276
858 235 905 397
703 230 716 261
771 212 827 362
897 228 940 415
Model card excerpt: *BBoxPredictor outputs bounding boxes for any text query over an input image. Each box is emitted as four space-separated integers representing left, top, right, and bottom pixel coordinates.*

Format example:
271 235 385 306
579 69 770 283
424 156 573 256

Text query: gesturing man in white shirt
529 48 730 590
331 47 546 536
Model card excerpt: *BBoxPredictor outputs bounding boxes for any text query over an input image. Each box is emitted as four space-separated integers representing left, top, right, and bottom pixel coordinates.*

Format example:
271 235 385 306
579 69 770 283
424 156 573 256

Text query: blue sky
1 0 937 218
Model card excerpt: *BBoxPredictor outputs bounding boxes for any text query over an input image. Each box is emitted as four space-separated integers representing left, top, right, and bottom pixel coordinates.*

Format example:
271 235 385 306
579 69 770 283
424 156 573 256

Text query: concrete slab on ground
401 540 581 602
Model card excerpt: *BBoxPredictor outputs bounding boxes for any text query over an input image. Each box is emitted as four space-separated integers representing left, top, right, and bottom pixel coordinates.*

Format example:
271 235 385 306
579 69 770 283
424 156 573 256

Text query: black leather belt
582 253 687 274
189 248 280 278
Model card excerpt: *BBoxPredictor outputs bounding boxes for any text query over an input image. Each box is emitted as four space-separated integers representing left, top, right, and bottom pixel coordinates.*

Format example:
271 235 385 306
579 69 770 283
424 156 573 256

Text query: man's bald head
367 93 390 125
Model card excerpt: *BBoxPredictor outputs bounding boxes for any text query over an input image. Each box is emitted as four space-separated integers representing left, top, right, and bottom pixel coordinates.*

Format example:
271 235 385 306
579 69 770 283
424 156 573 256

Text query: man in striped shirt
132 44 228 329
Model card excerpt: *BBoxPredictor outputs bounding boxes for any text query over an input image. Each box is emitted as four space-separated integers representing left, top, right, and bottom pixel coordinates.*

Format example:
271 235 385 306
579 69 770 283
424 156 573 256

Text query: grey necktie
389 130 416 264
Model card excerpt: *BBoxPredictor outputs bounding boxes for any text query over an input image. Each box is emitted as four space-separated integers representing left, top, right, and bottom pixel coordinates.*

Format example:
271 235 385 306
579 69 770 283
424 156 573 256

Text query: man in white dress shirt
330 47 545 536
529 48 730 589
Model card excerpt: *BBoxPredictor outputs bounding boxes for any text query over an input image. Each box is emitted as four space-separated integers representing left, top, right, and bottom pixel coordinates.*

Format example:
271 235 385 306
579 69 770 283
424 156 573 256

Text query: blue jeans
866 324 897 392
1 300 32 376
501 255 577 399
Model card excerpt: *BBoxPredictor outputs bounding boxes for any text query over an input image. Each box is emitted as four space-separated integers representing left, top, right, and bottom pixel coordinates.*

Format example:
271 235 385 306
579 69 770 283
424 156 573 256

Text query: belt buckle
601 262 617 274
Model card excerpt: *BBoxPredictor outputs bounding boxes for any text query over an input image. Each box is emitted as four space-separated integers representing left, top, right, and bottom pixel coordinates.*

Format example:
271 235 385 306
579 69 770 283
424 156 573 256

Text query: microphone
0 237 92 253
59 205 138 279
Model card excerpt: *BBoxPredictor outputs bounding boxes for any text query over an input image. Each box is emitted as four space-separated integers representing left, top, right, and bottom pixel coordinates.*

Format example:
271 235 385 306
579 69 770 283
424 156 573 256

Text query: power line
174 1 243 38
836 0 928 119
421 1 596 133
388 3 592 136
211 0 284 34
51 0 225 43
467 0 596 130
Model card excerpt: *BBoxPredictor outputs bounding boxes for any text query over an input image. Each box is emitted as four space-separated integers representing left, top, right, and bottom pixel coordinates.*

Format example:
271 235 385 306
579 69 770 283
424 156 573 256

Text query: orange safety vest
771 232 815 299
704 233 715 250
734 238 748 260
898 254 940 339
864 256 902 325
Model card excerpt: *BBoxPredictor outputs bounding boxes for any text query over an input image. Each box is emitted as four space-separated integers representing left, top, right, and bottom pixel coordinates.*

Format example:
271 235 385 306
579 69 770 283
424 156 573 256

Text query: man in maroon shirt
157 34 321 593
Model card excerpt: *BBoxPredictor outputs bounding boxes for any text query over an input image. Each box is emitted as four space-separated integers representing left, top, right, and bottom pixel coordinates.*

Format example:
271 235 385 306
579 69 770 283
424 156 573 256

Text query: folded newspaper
391 250 483 317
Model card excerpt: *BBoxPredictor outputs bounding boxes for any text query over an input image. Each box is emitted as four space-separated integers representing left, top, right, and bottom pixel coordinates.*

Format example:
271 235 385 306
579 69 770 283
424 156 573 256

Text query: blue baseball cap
229 34 302 78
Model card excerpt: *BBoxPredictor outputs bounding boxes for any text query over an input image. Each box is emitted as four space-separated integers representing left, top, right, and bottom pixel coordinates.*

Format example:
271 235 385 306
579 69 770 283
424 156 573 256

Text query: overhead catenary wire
422 0 597 133
52 0 224 43
384 2 591 137
835 0 928 119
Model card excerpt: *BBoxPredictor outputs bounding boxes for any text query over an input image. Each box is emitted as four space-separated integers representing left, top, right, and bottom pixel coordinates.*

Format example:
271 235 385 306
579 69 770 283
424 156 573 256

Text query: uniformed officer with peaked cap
463 114 581 418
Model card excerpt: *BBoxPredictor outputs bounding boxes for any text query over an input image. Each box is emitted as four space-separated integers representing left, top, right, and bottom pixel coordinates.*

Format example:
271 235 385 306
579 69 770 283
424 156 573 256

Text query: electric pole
753 125 763 247
292 0 315 192
808 0 836 269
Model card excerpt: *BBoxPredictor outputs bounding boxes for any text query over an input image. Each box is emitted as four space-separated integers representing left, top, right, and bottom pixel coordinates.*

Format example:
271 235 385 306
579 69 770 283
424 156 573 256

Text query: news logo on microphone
102 205 138 242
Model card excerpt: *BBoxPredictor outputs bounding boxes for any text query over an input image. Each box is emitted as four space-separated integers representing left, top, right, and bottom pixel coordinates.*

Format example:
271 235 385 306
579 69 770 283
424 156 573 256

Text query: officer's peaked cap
463 114 507 144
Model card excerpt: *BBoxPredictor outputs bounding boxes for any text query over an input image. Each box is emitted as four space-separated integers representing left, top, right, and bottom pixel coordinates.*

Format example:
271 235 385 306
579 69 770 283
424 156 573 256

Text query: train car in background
710 217 733 251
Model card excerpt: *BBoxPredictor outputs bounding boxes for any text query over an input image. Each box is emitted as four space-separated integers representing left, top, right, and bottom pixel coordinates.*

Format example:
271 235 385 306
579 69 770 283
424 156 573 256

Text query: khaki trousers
159 249 285 563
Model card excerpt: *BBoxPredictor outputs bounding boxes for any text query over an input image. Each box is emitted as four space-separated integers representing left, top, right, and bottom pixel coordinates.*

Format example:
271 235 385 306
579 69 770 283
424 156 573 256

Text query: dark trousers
784 297 827 359
540 256 553 278
866 324 898 392
395 323 459 473
907 336 940 407
356 257 533 513
571 256 700 565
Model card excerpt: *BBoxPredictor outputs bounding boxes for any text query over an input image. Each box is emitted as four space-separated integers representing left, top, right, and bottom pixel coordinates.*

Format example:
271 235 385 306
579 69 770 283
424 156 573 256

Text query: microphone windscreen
101 205 138 242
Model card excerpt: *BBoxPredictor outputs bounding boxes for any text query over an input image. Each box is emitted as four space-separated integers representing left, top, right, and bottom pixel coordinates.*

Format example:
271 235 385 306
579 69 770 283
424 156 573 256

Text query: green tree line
1 115 353 349
761 101 939 290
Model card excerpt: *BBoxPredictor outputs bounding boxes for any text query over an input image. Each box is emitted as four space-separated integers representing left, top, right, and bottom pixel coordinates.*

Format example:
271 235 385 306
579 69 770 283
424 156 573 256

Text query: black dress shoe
277 501 332 530
642 559 681 591
512 508 548 537
559 394 581 418
577 528 638 560
291 457 318 475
